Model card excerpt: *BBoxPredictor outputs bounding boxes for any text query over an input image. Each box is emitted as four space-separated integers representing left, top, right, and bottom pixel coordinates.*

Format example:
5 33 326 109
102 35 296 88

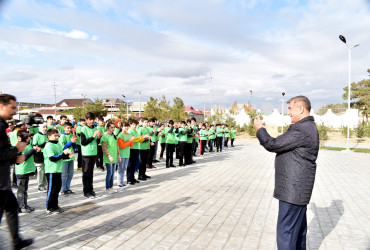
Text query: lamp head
339 35 346 44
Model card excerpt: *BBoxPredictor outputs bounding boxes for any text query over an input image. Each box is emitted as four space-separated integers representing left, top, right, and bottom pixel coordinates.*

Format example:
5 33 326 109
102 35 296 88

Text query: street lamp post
122 95 128 120
81 94 87 108
250 90 253 108
339 35 359 151
281 92 285 134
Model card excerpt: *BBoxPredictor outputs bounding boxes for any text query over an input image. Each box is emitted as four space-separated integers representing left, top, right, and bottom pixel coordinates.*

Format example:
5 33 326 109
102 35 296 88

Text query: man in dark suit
254 96 319 250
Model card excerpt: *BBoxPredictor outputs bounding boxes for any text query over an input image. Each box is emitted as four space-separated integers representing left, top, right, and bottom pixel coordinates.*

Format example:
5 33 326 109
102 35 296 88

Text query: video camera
16 114 44 127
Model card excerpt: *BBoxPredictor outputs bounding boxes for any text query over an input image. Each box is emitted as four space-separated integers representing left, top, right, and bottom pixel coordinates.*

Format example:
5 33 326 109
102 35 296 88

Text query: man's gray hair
287 96 311 112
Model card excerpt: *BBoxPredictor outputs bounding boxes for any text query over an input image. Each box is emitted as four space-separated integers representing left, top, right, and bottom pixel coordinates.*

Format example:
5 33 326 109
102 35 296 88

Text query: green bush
316 123 329 145
355 123 366 138
341 126 354 138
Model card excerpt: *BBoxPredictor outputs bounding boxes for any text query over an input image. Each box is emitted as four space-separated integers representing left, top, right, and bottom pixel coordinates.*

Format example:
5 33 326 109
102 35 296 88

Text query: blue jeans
105 163 115 190
117 158 129 186
277 200 307 250
209 139 214 151
62 160 74 192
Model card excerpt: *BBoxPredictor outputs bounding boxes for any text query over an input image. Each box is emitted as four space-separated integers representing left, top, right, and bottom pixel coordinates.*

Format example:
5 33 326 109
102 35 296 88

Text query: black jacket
0 117 19 191
257 116 319 205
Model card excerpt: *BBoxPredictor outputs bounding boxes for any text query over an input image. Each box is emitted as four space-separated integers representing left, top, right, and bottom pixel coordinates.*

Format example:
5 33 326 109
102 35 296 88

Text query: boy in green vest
230 126 237 147
96 117 106 172
137 117 151 181
57 115 67 133
147 118 158 169
80 112 101 198
216 124 223 152
44 129 73 213
33 123 48 191
208 125 216 152
59 122 77 195
224 125 230 147
127 119 140 185
46 116 55 131
76 118 86 171
178 121 189 166
199 124 208 156
117 122 134 189
15 130 37 213
164 120 176 168
158 123 166 160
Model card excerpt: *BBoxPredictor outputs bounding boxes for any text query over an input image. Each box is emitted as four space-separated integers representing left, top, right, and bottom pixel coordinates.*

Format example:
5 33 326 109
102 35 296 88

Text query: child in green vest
137 117 151 181
76 118 86 171
33 123 48 191
158 123 166 160
216 124 223 152
224 125 230 147
117 122 134 189
199 124 208 156
177 121 189 166
58 122 77 195
15 130 37 213
101 122 120 193
96 117 106 172
208 125 216 152
147 118 158 169
230 126 237 147
44 129 73 213
127 119 140 185
57 115 67 133
80 112 101 198
165 120 177 168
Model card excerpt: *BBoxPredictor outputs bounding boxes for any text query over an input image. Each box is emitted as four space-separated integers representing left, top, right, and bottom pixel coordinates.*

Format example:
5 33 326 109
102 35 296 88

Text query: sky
0 0 369 113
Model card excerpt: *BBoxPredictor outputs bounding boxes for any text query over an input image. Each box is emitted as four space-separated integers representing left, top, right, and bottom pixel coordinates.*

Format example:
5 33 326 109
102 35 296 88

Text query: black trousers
0 190 20 242
82 155 96 194
185 143 192 164
159 143 166 158
77 145 83 168
224 137 229 146
16 177 29 208
147 143 156 167
166 143 175 166
127 149 138 182
277 200 307 250
216 137 223 152
46 173 61 210
208 139 214 151
231 138 235 146
192 140 197 155
12 165 17 186
175 144 179 159
200 140 207 155
139 149 149 177
178 142 186 165
96 145 104 169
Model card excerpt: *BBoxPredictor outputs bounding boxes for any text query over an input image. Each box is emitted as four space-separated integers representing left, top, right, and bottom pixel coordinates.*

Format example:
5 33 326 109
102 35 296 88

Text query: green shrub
316 123 329 146
355 123 366 138
341 126 354 138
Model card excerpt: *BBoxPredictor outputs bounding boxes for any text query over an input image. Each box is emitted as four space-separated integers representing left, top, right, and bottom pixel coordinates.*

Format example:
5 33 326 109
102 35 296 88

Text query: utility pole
52 82 58 117
203 102 205 122
209 74 213 114
250 90 253 108
138 91 142 117
122 95 128 120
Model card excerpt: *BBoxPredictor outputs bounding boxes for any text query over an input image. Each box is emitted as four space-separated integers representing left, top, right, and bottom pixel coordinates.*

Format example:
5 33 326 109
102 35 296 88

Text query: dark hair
85 112 95 120
47 116 53 120
191 117 196 122
288 95 311 112
79 118 85 122
64 122 72 127
141 117 148 122
60 115 67 120
98 116 104 122
0 94 16 105
168 120 174 125
180 121 186 125
149 118 156 123
129 119 138 125
186 119 191 123
122 122 129 127
47 128 59 137
107 122 115 128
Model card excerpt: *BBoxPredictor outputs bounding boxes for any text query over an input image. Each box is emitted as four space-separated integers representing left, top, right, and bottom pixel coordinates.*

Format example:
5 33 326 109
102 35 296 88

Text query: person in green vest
158 123 166 160
8 124 19 188
56 115 67 133
185 119 194 165
15 130 37 213
33 123 48 191
80 112 102 198
101 122 120 194
127 119 140 185
75 118 86 171
224 125 230 147
28 124 39 146
95 117 106 172
114 119 121 136
208 125 216 152
43 129 73 214
137 117 152 181
230 126 237 147
147 118 159 169
215 124 223 152
177 121 189 166
191 118 198 157
58 122 77 195
117 122 134 189
164 120 177 168
199 124 208 156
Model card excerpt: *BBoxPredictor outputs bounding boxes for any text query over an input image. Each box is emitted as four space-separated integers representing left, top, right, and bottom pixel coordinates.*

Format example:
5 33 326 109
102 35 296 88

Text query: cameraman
0 94 33 249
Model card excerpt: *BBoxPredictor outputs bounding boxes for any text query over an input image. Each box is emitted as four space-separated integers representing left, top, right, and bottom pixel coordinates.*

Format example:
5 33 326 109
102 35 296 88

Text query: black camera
16 114 44 127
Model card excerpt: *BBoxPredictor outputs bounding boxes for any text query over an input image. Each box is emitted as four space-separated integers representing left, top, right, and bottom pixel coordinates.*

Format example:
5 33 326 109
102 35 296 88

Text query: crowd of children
7 113 237 214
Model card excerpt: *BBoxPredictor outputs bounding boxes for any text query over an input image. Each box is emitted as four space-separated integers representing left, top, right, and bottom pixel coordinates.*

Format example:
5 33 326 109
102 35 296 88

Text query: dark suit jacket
257 116 319 205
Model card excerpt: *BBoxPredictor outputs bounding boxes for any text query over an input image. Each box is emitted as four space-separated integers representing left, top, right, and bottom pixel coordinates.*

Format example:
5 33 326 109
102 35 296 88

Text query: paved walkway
1 140 369 250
